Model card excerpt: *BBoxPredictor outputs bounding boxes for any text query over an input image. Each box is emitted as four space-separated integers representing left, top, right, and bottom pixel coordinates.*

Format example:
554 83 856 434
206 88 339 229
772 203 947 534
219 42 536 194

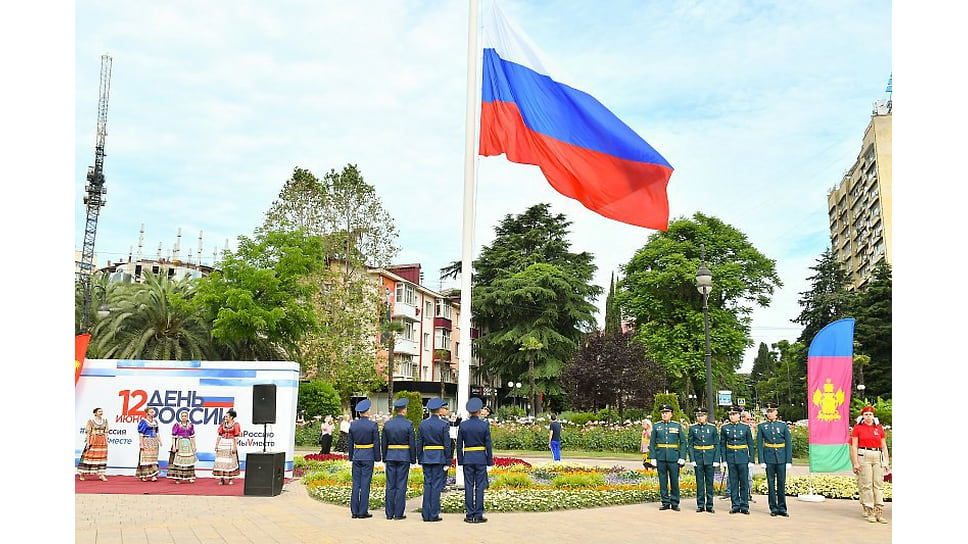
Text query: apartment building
827 98 892 289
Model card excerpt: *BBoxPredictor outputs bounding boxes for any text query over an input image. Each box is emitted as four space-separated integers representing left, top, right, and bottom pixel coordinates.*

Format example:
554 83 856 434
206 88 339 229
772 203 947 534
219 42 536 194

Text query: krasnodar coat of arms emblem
812 378 845 422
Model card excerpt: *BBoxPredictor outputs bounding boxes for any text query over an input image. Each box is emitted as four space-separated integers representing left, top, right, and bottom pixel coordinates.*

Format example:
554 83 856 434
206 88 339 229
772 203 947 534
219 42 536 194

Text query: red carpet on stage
75 476 256 496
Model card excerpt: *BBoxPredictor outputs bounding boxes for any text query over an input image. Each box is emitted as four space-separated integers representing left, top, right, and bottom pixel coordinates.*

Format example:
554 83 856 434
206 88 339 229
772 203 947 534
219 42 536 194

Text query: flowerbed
300 456 887 512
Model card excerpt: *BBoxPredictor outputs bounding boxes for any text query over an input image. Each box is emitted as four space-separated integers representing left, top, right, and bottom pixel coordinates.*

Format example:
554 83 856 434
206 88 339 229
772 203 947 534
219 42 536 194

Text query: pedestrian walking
548 414 562 461
648 404 686 511
381 397 416 520
417 397 451 522
457 397 493 523
348 399 380 519
720 405 754 515
757 402 792 517
688 407 719 513
319 415 334 455
850 405 891 524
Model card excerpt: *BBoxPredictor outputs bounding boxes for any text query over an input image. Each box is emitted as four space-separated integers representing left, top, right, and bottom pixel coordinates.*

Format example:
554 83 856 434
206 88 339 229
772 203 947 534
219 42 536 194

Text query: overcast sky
72 0 892 371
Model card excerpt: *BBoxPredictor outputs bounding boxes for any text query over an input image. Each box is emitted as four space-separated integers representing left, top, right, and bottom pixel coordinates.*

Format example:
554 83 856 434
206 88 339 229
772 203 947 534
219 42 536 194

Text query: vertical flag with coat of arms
806 318 855 472
75 333 91 386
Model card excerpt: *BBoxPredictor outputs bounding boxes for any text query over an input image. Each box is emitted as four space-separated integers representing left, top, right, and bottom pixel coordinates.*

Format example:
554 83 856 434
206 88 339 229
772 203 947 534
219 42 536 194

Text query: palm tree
91 271 215 360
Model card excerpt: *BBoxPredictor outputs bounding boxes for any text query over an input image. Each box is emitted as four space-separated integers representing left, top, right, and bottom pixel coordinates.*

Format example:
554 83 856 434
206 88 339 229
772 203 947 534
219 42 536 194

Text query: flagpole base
797 494 826 502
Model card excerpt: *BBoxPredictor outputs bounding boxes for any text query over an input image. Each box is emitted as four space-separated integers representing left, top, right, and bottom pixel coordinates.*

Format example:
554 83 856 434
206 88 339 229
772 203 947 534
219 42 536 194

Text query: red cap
861 406 875 415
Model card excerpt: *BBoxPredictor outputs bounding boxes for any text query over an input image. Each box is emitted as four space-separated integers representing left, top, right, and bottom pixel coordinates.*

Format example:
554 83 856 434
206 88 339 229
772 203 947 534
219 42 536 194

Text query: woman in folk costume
135 406 161 481
77 407 109 481
212 409 241 485
168 409 197 483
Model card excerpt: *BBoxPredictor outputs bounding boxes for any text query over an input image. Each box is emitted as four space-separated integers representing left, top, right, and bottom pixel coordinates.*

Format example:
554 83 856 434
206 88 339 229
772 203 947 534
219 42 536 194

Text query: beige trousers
855 449 885 508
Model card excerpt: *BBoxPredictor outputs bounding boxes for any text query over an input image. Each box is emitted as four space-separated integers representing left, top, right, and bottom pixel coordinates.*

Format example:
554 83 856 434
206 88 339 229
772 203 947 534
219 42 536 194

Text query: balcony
392 302 417 321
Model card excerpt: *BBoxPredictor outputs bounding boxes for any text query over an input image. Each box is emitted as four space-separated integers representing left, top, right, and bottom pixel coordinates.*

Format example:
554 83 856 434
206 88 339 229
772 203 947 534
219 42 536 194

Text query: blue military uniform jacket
381 414 416 463
348 416 381 462
649 420 687 462
688 423 720 465
456 416 493 466
756 419 792 464
719 422 754 464
417 415 452 465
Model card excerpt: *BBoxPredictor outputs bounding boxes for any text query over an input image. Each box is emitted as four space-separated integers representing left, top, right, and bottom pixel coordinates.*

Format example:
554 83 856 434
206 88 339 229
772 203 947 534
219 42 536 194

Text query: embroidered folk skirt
135 436 160 479
167 437 197 480
77 433 108 475
212 437 240 478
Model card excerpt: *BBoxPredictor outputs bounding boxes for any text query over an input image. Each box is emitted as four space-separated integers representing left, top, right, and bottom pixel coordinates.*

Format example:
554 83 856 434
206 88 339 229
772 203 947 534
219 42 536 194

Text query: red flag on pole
75 333 91 386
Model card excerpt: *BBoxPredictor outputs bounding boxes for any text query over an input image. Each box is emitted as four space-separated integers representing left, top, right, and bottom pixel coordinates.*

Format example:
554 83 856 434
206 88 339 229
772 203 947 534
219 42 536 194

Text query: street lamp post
857 384 867 405
507 381 522 412
696 244 716 422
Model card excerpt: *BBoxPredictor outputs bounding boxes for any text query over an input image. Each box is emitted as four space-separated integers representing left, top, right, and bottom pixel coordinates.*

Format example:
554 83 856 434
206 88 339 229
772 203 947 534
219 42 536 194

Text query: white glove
650 459 658 466
442 465 449 472
712 462 720 468
410 463 417 469
786 463 793 470
760 463 767 469
486 465 492 472
688 461 696 467
677 458 685 466
748 463 755 469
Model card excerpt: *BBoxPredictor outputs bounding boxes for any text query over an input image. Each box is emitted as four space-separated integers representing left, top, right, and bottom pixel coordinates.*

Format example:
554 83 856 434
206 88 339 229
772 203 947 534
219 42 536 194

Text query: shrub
550 472 606 488
394 391 423 437
297 380 342 420
651 394 684 422
491 473 533 489
497 405 526 421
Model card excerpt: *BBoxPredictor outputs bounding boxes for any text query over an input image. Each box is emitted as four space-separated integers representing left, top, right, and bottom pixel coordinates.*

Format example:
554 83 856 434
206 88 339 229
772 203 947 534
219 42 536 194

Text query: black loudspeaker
243 452 285 497
252 384 277 424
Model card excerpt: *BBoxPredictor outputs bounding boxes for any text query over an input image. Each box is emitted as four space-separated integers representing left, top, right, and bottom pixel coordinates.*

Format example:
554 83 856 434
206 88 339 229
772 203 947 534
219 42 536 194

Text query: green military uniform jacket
688 423 720 465
719 422 754 464
756 419 792 464
649 420 687 462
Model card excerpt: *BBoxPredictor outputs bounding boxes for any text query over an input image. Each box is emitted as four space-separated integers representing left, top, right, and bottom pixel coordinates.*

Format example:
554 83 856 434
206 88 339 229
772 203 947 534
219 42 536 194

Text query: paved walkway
75 456 890 544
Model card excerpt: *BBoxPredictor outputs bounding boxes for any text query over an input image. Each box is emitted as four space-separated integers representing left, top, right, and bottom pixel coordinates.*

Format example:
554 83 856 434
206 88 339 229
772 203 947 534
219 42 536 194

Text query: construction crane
77 54 113 334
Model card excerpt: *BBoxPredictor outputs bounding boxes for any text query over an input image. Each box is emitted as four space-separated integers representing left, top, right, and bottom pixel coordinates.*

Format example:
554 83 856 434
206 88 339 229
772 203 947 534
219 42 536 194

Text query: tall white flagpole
456 0 480 489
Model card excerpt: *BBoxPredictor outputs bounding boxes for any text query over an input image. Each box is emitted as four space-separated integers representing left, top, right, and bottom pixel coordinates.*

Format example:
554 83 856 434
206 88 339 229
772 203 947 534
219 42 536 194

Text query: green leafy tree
92 271 214 360
298 380 343 420
604 272 622 336
475 263 598 409
561 331 669 415
469 204 602 408
617 213 781 401
849 261 891 399
193 229 324 361
519 336 544 417
749 342 775 384
793 248 854 346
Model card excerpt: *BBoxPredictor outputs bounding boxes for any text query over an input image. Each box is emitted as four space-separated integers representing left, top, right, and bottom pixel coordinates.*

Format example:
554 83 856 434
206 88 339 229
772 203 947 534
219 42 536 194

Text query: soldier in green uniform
687 407 720 513
648 404 687 511
757 402 793 517
720 405 754 515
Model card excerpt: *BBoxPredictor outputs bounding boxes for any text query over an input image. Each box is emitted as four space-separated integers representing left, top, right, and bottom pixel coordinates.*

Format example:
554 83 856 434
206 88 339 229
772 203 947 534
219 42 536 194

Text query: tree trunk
387 337 395 412
529 352 536 418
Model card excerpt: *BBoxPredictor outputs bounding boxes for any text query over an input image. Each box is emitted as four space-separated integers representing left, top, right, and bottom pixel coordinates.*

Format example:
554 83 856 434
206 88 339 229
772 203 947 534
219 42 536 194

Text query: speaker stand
263 423 268 453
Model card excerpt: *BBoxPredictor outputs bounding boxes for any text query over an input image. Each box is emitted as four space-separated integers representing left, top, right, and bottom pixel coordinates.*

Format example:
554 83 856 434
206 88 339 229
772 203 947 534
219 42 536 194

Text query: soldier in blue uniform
757 402 793 517
687 407 720 513
457 397 493 524
648 404 686 511
417 397 451 522
381 397 416 520
348 399 381 519
720 405 754 515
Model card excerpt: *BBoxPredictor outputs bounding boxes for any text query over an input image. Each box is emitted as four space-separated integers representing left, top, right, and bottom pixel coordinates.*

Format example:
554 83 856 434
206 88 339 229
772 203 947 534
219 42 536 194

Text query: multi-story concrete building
97 258 214 283
368 264 493 413
827 98 892 289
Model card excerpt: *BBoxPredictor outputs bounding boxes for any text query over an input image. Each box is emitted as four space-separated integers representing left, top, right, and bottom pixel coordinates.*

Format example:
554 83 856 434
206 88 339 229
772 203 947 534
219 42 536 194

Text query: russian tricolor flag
479 2 674 230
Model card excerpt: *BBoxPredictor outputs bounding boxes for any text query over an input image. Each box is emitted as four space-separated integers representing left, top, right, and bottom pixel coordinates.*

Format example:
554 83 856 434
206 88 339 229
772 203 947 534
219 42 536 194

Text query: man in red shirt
849 406 891 524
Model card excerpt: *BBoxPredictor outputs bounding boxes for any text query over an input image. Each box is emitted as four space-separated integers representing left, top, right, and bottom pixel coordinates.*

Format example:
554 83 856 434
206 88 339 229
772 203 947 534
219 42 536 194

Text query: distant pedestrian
850 405 891 524
335 414 351 453
640 419 653 469
319 415 335 455
548 414 562 461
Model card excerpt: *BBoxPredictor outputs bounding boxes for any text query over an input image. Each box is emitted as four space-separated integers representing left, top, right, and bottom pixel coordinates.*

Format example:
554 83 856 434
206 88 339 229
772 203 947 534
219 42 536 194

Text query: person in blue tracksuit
720 405 755 515
649 404 687 511
348 399 381 518
417 397 451 522
457 397 493 523
381 397 416 520
757 402 793 517
688 407 720 513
